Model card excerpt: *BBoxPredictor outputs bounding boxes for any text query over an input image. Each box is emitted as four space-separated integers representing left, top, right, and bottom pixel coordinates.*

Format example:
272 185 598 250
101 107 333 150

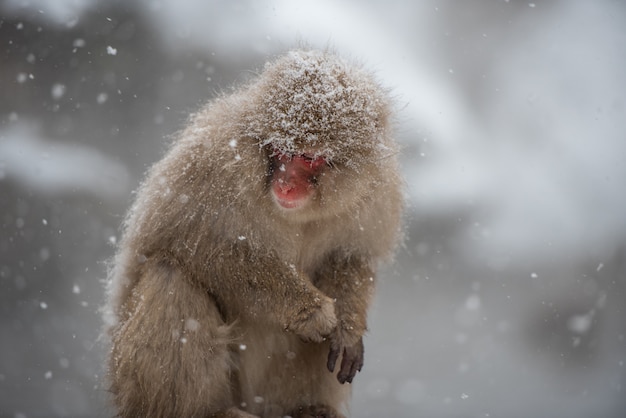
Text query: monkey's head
240 50 396 220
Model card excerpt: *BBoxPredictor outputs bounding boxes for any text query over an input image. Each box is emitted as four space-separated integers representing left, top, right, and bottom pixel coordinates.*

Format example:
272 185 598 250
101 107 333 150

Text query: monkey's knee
110 319 236 416
110 321 236 416
108 264 238 416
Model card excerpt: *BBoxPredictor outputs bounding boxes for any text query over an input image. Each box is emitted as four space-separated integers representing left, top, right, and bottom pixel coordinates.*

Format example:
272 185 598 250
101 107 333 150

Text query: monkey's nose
277 179 295 193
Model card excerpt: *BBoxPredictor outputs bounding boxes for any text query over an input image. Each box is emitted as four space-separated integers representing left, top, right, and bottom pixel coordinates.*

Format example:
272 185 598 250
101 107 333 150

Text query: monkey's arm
313 252 375 383
182 244 337 343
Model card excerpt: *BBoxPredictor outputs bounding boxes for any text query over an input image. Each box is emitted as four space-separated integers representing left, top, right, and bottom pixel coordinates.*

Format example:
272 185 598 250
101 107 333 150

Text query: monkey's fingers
336 339 364 384
327 342 341 373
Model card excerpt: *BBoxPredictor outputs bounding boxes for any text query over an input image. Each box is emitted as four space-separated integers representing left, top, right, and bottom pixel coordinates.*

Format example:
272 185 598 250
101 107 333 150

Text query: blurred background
1 0 625 416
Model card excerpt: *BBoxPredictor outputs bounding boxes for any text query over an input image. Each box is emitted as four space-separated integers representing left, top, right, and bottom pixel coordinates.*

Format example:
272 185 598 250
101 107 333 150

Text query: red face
270 150 327 210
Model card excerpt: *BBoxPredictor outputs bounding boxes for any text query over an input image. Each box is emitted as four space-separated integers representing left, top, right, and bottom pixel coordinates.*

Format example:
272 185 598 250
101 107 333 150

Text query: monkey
103 49 403 418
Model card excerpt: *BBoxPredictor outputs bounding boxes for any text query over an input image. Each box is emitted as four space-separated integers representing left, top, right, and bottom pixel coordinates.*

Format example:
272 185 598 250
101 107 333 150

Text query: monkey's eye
300 154 327 170
301 154 316 165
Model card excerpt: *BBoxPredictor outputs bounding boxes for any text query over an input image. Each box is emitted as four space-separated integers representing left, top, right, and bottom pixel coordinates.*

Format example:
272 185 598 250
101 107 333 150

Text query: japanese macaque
104 49 403 418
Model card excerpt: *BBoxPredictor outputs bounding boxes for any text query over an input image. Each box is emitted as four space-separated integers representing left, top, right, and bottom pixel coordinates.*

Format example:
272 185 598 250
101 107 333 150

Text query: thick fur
104 50 403 417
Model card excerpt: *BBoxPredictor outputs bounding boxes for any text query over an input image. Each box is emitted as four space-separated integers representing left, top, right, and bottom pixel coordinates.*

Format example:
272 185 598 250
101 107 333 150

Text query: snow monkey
104 49 403 418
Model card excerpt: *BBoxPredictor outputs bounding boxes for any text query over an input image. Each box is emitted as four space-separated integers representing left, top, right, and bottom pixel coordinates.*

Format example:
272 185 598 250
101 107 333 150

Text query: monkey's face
268 148 329 211
238 50 393 219
261 141 385 223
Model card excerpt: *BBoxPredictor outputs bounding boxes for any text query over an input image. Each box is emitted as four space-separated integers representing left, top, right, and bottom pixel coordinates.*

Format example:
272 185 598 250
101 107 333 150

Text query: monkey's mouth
274 196 308 210
272 179 312 210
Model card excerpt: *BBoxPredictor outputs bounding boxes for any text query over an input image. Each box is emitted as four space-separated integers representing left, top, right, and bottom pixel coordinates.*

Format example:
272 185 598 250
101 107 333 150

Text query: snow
0 124 131 200
96 92 109 104
248 50 391 161
16 73 28 83
567 311 594 335
464 294 481 311
130 0 626 264
0 1 624 417
51 83 66 100
72 38 86 48
184 318 200 332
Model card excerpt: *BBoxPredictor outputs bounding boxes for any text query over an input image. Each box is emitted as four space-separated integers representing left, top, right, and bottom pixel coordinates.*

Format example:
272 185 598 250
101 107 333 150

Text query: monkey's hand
327 329 364 384
286 296 337 343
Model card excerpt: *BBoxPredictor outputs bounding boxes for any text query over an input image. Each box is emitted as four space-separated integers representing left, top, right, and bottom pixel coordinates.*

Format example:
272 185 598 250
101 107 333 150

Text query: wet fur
104 50 403 417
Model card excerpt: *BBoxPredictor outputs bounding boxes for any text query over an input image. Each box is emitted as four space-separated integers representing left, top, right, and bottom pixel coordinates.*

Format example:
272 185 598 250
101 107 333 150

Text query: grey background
1 0 625 417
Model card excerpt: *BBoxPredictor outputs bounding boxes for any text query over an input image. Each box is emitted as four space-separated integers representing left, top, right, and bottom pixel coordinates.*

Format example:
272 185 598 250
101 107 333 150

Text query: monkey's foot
289 404 345 418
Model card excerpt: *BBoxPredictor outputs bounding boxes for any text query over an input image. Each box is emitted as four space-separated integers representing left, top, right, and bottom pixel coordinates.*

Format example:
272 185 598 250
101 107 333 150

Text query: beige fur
104 49 403 417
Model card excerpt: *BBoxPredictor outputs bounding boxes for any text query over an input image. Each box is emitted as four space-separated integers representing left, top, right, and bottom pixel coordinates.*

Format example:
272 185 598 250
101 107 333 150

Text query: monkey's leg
110 259 249 417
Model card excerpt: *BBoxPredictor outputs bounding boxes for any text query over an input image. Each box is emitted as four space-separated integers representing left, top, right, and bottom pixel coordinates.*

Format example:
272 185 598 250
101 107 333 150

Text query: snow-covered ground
1 0 624 416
